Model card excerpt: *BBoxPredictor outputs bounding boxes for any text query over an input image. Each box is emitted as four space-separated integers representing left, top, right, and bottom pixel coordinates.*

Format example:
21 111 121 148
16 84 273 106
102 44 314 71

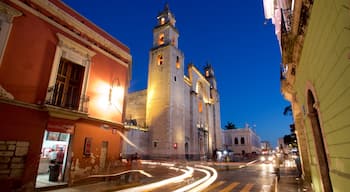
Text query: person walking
274 153 280 182
55 148 65 181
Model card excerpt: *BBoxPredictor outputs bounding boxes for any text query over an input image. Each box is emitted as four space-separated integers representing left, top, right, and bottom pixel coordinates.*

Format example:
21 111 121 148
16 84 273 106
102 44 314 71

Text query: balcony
44 86 89 120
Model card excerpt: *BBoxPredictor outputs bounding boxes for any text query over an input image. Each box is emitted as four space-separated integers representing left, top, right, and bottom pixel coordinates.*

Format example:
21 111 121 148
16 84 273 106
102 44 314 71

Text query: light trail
87 170 153 178
115 166 194 192
116 130 144 152
173 167 210 192
187 165 218 192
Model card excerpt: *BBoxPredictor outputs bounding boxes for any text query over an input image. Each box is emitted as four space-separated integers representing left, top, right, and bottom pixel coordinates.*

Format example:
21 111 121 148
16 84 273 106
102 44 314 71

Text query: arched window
157 55 163 65
241 137 245 145
158 33 165 45
234 138 238 145
198 101 203 113
160 17 165 25
176 56 180 69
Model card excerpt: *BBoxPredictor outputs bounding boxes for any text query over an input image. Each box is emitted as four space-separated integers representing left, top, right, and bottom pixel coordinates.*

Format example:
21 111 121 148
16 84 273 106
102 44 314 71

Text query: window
157 55 163 65
0 3 21 66
52 58 85 110
241 137 245 145
158 33 165 45
46 33 95 112
174 76 176 81
160 17 165 25
198 101 203 113
234 137 238 145
176 56 180 69
205 70 210 77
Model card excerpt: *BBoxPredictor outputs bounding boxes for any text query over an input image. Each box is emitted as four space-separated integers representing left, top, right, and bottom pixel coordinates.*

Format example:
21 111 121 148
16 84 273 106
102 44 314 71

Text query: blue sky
62 0 292 147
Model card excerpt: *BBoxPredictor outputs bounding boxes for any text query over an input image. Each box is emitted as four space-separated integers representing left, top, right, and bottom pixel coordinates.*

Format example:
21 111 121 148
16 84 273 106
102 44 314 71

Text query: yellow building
124 5 222 160
264 0 350 191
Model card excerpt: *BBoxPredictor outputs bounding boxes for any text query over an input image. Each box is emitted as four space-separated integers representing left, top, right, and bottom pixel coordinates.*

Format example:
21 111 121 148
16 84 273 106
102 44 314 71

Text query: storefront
36 118 74 188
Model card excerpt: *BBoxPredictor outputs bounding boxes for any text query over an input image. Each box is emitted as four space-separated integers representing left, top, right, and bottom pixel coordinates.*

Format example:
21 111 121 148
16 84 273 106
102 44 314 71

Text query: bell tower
146 4 185 158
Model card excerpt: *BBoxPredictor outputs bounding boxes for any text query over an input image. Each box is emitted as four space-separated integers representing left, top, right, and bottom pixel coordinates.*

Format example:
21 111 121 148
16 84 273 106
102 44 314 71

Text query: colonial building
124 5 222 160
0 0 131 191
222 125 261 156
264 0 350 191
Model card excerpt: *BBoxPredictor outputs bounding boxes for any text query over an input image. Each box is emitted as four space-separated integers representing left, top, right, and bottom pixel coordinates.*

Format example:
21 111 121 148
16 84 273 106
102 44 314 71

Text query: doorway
35 130 70 188
185 142 189 160
307 90 333 191
100 141 108 171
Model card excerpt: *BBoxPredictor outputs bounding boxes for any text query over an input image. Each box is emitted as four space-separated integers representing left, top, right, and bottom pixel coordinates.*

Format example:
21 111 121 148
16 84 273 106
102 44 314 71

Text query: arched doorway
307 90 333 191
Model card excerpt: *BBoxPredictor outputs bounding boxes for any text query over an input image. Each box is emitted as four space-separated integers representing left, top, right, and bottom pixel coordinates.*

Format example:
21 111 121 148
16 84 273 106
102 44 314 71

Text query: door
100 141 108 170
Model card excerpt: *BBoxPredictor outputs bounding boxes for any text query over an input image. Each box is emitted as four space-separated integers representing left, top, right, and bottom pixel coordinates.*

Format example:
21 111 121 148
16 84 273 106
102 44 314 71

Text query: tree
283 105 293 116
225 121 237 130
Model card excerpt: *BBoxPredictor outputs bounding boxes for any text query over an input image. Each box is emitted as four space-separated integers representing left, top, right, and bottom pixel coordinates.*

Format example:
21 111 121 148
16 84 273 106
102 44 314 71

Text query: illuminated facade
264 0 350 191
222 126 261 155
125 5 222 160
0 0 131 190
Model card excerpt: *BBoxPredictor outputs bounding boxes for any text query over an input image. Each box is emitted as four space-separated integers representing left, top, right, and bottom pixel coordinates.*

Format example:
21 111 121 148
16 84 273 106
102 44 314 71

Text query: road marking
201 181 225 192
240 183 254 192
219 182 239 192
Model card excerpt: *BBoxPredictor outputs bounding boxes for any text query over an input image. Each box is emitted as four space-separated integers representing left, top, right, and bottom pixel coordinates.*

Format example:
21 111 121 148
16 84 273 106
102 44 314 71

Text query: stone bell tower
146 4 186 158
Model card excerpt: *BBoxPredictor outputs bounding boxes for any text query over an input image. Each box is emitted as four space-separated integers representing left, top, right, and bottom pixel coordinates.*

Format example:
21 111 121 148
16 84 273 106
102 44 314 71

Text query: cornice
31 0 131 62
188 65 211 87
0 1 22 22
57 33 96 58
9 0 131 67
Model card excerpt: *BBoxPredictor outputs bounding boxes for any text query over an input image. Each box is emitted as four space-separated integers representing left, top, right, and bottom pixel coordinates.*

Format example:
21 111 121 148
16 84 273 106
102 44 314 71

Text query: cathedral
124 4 222 160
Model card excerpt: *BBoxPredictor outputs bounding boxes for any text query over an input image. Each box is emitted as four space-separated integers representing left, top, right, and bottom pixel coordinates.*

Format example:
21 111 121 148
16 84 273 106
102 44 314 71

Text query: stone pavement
275 166 313 192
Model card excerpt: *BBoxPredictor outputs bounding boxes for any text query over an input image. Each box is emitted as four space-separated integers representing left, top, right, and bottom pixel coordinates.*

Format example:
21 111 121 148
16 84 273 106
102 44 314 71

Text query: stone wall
0 141 29 179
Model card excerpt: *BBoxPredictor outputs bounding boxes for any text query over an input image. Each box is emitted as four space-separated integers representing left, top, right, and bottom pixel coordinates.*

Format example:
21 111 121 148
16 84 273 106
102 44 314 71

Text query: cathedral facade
124 5 222 160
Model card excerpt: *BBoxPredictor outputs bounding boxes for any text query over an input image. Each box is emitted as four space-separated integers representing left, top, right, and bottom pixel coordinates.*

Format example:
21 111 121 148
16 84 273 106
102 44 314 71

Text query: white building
222 125 261 156
123 4 222 160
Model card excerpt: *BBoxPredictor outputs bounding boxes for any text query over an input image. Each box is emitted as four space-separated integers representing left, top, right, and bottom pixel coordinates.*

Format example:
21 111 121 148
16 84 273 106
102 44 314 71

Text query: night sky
62 0 292 148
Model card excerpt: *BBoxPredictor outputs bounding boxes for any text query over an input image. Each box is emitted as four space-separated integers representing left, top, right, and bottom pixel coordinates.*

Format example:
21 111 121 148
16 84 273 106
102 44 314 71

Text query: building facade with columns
222 125 261 156
124 5 222 160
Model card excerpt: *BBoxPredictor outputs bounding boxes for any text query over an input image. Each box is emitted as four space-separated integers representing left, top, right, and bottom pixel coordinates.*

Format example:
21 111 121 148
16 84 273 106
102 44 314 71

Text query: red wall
70 119 122 180
0 11 58 104
0 103 47 190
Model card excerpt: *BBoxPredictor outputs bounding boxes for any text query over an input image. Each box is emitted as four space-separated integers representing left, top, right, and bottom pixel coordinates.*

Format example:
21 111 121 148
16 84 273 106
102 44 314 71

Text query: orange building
0 0 131 191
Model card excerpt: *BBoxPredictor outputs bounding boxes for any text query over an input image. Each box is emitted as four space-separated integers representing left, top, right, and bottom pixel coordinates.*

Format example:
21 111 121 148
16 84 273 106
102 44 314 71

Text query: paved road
46 160 275 192
149 161 275 192
208 162 275 192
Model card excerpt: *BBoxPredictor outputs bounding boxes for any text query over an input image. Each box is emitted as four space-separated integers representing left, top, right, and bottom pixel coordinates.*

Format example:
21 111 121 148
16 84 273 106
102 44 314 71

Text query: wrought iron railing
45 86 89 113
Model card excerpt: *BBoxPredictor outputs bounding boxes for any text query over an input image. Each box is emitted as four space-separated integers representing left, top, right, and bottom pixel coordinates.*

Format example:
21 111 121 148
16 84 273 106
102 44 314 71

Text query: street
47 160 276 192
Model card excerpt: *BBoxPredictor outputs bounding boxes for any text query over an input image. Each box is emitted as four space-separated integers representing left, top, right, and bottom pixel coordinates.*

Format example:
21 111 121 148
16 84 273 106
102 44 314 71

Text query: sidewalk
42 163 182 192
275 166 313 192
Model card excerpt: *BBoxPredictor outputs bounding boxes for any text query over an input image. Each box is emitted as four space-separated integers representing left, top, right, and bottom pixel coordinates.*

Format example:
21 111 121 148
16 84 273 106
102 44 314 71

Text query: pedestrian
295 152 302 178
48 148 57 164
212 148 218 162
55 148 65 181
274 153 280 182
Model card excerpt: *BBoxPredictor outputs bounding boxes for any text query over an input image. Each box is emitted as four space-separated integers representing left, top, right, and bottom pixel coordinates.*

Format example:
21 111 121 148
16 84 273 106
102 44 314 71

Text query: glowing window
158 33 165 45
157 55 163 65
176 56 180 69
205 70 210 77
198 101 203 113
160 17 165 25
